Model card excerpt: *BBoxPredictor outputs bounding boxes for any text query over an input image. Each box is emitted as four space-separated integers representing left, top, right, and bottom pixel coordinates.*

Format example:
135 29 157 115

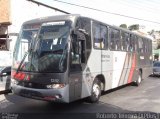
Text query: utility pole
27 0 70 14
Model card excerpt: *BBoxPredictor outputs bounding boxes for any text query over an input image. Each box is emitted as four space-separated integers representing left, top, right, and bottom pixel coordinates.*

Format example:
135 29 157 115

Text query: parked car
152 61 160 77
0 66 11 93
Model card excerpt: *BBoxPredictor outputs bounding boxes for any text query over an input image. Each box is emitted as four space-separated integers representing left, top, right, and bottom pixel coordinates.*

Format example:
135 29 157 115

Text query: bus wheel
135 72 142 86
88 79 101 103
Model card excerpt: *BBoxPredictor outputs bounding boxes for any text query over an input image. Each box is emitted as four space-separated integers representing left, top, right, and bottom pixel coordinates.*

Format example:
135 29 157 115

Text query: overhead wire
118 0 160 14
27 0 70 14
53 0 160 25
115 0 160 13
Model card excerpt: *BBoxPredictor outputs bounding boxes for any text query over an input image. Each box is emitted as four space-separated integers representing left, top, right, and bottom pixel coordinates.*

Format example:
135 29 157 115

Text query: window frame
138 37 144 53
92 22 108 50
109 27 121 51
120 31 129 52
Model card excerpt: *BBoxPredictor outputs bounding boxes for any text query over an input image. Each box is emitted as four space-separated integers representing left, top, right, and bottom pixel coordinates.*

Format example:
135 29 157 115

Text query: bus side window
143 38 147 53
115 30 120 50
126 34 130 51
109 28 120 51
146 39 150 53
130 34 136 52
109 29 115 50
92 22 108 49
100 25 108 49
138 37 143 53
93 22 101 49
121 32 129 51
121 32 126 51
134 36 138 52
109 28 115 50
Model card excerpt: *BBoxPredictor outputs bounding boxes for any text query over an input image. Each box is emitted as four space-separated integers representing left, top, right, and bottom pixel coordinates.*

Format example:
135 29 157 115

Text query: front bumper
11 83 69 103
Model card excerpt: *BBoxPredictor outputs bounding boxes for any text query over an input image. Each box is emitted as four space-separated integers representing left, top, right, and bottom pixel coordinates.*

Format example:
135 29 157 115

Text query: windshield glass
13 21 71 73
0 67 3 71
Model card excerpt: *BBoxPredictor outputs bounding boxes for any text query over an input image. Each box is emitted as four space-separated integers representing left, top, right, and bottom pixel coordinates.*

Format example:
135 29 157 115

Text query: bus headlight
46 84 66 89
11 78 18 85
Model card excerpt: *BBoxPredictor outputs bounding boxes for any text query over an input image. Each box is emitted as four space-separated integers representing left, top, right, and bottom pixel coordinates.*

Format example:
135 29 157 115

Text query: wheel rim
92 83 100 98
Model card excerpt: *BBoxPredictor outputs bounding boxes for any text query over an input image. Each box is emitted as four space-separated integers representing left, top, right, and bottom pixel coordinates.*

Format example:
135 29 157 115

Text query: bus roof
23 14 152 41
23 14 80 25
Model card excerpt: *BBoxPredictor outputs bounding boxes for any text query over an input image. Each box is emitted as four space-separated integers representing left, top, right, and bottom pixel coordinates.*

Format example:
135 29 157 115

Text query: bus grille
19 89 43 98
18 82 46 89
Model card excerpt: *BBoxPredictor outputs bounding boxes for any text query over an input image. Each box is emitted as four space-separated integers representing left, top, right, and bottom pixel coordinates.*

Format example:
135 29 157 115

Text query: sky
31 0 160 31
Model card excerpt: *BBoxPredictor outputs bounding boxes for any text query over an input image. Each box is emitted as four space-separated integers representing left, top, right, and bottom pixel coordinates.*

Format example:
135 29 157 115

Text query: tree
119 24 127 29
128 24 139 31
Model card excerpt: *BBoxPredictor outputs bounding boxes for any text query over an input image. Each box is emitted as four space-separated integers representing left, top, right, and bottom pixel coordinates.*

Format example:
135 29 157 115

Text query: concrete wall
0 0 11 24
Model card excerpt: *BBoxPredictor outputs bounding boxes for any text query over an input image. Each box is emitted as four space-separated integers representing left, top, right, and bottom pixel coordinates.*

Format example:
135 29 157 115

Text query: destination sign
42 21 65 26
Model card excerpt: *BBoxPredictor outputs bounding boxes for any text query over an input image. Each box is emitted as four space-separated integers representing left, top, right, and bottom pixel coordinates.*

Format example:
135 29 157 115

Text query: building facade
0 0 63 66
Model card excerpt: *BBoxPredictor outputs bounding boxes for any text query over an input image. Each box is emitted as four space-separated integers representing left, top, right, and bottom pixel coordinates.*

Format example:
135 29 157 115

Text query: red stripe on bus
118 53 127 85
128 54 136 83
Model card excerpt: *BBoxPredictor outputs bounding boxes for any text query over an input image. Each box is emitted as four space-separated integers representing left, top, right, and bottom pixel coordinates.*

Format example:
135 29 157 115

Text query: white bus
11 14 152 103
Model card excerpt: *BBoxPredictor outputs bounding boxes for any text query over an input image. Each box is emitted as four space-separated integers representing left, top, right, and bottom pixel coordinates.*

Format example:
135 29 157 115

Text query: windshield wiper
16 48 33 72
16 52 29 72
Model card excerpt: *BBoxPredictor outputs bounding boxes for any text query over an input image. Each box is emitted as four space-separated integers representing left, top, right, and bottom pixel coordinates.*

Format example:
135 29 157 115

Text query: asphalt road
0 76 160 119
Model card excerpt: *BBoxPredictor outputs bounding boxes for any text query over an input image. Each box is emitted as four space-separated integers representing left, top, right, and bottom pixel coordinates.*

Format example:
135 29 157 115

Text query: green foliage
119 24 127 29
128 24 139 31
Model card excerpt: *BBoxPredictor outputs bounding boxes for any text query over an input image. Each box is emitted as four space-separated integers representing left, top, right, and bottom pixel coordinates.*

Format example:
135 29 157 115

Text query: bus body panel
69 71 82 102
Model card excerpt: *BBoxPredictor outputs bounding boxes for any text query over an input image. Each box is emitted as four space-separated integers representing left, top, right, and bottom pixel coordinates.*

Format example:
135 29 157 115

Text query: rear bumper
11 83 69 103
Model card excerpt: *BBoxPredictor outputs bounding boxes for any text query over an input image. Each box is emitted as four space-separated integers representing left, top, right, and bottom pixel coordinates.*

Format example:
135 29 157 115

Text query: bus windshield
13 21 71 73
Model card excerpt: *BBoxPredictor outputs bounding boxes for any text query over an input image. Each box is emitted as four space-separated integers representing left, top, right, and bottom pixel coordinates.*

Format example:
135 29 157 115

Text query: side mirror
2 73 7 76
0 72 7 77
72 29 88 41
77 28 88 36
75 29 88 41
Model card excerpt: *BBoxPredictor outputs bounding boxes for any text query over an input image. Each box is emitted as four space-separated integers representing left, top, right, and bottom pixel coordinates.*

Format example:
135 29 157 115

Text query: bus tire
88 78 101 103
135 71 142 86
